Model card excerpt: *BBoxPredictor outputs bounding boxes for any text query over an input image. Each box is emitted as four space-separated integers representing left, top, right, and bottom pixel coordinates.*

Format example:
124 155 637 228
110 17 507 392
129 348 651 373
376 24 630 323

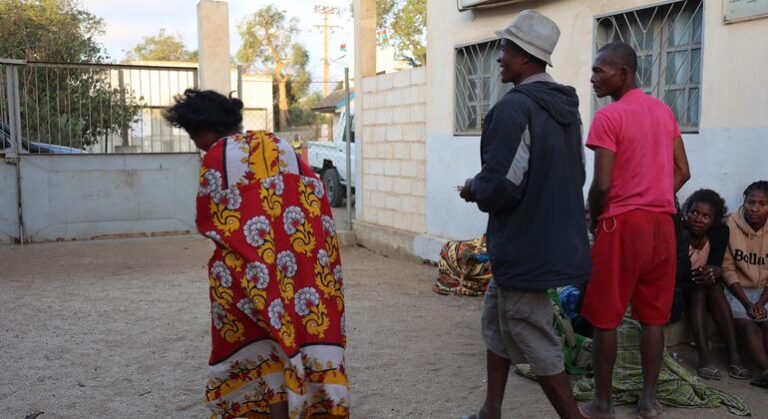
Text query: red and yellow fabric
197 131 349 418
434 236 492 296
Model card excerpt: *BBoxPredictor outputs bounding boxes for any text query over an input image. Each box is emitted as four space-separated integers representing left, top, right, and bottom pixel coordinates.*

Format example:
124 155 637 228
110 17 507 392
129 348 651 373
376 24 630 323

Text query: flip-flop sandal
729 364 752 380
697 366 722 380
750 377 768 388
636 401 663 419
513 363 538 381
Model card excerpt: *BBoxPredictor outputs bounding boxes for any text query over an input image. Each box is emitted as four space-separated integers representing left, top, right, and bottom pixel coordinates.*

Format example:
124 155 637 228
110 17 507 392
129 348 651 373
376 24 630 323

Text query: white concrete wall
0 161 19 243
239 73 274 132
427 0 768 242
19 154 200 242
359 67 428 233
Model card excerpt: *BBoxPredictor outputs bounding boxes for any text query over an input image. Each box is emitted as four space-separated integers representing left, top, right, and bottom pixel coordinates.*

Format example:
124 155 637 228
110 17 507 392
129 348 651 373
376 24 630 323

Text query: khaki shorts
482 279 564 377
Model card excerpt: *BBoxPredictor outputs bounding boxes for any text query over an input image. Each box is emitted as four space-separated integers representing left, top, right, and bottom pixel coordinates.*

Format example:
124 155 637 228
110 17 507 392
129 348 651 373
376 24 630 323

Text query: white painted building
352 0 768 261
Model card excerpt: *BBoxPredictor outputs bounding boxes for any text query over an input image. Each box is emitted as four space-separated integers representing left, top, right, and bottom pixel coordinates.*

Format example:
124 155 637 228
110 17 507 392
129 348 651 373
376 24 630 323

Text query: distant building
90 61 273 153
312 89 354 142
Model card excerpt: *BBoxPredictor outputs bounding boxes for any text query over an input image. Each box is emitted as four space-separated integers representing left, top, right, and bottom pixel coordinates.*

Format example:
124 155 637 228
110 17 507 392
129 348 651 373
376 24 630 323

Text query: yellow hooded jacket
722 207 768 289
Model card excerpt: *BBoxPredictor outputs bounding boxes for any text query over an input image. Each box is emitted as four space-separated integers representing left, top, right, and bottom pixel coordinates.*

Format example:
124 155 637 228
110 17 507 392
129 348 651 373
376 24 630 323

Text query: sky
79 0 355 92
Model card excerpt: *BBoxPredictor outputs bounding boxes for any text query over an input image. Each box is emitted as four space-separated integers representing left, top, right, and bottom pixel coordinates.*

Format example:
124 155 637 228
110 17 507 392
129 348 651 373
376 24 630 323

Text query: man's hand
458 178 474 202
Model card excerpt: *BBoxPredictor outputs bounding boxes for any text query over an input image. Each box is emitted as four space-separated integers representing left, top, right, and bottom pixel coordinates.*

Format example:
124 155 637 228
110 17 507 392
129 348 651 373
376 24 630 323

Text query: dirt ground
1 236 766 418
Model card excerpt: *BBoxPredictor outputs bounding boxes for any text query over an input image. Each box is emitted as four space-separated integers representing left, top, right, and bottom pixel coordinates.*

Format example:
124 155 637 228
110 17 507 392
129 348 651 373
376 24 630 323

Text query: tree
389 0 426 66
0 0 107 62
237 5 311 131
124 28 197 62
351 0 427 66
0 0 141 150
289 91 330 127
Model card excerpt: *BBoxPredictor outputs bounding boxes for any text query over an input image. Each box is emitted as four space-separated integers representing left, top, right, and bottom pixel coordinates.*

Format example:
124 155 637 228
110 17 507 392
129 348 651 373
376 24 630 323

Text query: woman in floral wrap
164 89 349 419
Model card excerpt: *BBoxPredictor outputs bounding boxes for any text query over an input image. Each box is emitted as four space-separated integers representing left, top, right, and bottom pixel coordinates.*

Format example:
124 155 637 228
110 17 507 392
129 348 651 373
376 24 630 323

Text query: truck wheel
322 167 344 207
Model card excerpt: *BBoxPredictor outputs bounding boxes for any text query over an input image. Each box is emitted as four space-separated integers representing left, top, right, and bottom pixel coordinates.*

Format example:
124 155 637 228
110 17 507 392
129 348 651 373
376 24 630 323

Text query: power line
238 80 345 84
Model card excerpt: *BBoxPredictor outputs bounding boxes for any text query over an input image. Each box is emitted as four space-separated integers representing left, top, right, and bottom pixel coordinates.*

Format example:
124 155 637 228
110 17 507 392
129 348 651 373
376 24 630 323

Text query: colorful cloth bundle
434 236 492 296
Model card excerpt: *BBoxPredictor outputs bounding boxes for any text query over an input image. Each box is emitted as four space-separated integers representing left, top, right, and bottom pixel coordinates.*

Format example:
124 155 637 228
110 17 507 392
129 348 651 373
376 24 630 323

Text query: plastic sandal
696 366 721 380
729 364 752 380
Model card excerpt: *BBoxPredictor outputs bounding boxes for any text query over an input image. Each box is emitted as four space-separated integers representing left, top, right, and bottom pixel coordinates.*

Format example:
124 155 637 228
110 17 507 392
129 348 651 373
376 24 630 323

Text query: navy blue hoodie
471 78 591 289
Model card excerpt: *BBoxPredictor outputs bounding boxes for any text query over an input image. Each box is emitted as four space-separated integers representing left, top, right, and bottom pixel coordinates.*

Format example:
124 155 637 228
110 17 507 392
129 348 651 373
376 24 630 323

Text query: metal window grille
454 40 507 135
595 0 703 132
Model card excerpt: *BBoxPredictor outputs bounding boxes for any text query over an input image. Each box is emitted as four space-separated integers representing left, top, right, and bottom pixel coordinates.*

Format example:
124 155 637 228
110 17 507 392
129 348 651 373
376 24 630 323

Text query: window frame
453 38 507 136
593 0 704 133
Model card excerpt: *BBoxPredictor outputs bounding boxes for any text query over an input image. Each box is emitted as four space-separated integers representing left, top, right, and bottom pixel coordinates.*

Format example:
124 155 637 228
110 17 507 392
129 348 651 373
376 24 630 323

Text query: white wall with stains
16 154 200 242
0 161 19 243
425 0 768 245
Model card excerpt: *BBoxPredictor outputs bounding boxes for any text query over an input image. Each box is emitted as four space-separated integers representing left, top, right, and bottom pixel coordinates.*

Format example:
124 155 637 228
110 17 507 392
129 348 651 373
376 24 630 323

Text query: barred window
596 0 703 132
454 40 506 135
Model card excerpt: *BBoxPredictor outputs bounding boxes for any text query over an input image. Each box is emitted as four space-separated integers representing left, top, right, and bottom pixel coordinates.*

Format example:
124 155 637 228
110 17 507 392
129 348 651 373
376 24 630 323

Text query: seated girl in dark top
683 189 749 380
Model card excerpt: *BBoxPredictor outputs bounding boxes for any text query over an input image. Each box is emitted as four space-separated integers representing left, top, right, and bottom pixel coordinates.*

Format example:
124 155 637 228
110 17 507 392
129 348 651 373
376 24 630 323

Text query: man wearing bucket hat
459 10 590 419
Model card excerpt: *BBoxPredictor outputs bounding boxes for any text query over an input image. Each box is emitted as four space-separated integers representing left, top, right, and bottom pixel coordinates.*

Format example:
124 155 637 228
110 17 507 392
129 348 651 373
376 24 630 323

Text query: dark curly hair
683 189 728 226
744 181 768 199
163 89 243 137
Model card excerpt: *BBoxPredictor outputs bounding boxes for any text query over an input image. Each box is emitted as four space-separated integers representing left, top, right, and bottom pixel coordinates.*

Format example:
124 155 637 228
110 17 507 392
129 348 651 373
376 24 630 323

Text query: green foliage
0 0 107 62
351 0 427 66
237 5 307 80
237 5 312 130
0 0 142 150
390 0 426 66
289 92 330 126
124 28 196 62
286 43 311 101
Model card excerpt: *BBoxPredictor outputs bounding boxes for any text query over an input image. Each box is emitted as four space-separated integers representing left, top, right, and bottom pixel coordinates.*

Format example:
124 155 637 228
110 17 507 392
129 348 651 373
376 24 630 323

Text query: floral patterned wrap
196 131 348 418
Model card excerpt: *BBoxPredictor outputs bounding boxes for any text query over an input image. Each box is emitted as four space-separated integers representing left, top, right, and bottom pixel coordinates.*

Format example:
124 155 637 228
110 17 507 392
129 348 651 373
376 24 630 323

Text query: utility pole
314 5 341 97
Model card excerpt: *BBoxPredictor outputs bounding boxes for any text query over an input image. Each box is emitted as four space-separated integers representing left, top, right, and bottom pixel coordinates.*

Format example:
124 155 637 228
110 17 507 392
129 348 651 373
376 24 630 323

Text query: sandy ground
1 236 766 418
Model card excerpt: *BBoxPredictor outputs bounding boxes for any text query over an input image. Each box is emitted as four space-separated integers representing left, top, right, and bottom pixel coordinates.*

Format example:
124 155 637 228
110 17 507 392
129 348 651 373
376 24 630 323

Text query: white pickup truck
307 110 356 207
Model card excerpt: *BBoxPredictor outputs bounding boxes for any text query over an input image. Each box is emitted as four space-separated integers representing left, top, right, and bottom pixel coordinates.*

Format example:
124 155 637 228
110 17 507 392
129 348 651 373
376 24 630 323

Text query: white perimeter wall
427 0 768 243
14 154 200 242
0 161 19 243
359 68 428 233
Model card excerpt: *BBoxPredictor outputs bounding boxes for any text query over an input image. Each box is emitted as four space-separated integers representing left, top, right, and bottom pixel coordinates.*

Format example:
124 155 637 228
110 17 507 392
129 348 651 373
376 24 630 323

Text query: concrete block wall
360 67 427 234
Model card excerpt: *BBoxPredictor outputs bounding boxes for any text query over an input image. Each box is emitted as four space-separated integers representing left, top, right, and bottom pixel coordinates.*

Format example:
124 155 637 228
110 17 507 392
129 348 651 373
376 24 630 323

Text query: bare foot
578 402 615 419
636 399 663 418
460 406 499 419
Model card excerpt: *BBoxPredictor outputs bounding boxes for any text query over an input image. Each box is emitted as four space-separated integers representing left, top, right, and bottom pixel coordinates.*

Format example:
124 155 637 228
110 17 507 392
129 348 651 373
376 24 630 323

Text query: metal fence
1 60 198 154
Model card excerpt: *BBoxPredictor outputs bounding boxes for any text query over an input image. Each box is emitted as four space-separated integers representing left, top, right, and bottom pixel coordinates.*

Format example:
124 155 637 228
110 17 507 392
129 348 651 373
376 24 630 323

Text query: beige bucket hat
495 10 560 67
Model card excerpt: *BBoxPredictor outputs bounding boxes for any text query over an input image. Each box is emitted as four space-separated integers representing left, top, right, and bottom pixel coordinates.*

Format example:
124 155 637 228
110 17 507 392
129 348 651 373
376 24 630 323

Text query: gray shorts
725 287 768 321
482 279 564 377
